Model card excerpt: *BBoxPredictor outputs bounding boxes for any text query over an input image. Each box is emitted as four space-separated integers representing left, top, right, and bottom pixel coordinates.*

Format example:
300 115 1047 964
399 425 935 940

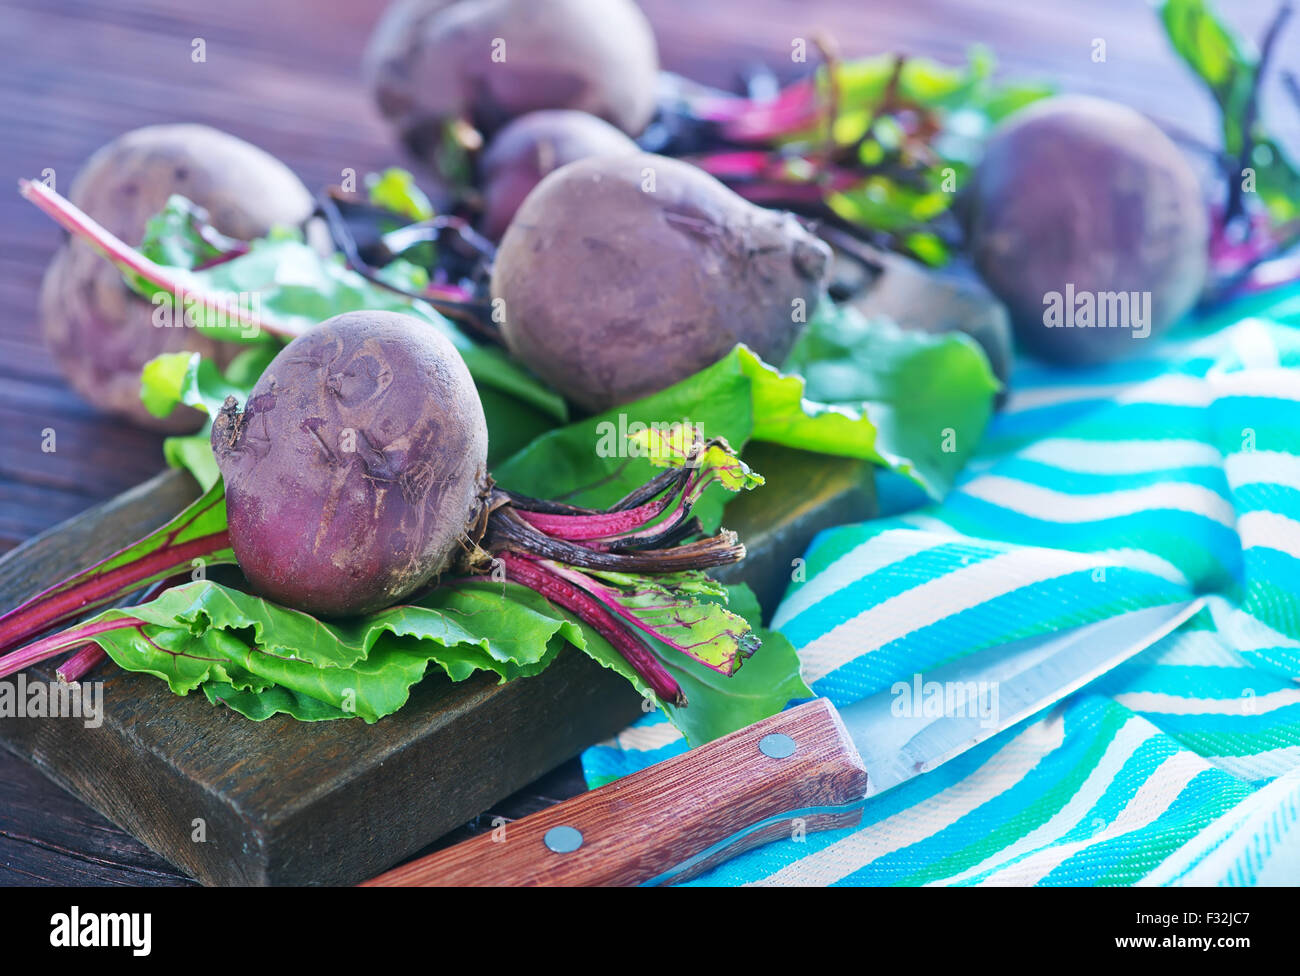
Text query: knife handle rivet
543 825 584 854
759 733 797 759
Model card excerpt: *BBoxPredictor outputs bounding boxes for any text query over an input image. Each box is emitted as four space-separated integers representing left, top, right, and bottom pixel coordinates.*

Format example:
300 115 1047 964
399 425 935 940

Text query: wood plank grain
0 747 196 887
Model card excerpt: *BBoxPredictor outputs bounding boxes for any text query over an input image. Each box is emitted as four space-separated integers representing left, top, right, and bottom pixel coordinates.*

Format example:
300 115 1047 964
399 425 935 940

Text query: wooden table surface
0 0 1291 884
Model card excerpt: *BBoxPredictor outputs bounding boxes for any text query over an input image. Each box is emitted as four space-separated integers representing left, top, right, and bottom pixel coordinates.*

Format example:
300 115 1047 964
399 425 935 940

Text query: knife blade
364 597 1203 887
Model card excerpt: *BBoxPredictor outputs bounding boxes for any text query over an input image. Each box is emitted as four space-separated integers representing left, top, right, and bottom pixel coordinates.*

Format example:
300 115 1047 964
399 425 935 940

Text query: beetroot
492 153 832 412
38 124 316 431
479 110 639 240
968 95 1208 364
364 0 659 174
211 311 490 617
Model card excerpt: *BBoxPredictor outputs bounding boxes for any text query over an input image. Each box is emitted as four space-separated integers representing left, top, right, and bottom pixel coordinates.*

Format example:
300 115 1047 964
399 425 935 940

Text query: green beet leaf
56 576 809 741
138 194 232 269
141 345 279 489
782 300 999 497
497 299 998 504
66 579 582 723
365 167 435 222
579 568 760 676
1160 0 1300 224
629 424 765 494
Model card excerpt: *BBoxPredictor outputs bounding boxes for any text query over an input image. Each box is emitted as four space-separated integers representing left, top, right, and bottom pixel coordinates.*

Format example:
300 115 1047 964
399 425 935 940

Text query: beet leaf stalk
496 553 687 705
0 479 234 656
19 179 280 339
467 425 765 705
51 573 189 683
21 178 498 340
55 643 108 684
0 617 151 682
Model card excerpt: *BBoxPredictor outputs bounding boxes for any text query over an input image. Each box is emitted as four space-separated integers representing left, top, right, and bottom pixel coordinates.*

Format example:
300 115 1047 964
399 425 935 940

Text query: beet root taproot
967 95 1208 365
212 311 490 617
39 124 316 431
491 153 831 412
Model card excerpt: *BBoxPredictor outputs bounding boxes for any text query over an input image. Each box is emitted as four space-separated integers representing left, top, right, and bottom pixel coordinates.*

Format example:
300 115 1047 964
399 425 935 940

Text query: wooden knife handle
363 698 868 887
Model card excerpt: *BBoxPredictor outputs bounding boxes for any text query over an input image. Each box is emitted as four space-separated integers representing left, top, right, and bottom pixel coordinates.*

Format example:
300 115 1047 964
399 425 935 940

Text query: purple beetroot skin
39 124 316 431
212 311 490 617
364 0 658 173
479 110 639 240
492 153 831 412
968 95 1208 365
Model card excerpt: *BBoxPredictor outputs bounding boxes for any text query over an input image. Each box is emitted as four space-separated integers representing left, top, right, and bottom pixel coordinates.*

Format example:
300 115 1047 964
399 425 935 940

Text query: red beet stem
19 179 293 340
513 491 676 541
0 531 229 654
50 573 186 684
0 618 137 682
720 77 821 142
55 644 107 683
498 552 686 706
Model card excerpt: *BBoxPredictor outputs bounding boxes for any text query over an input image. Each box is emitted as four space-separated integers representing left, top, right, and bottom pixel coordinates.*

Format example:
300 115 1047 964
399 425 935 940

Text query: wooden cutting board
0 446 874 885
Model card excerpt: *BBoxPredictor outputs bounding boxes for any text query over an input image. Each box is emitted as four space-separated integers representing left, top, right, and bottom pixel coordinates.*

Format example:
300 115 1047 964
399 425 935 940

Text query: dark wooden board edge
0 673 270 884
266 652 641 885
0 652 642 886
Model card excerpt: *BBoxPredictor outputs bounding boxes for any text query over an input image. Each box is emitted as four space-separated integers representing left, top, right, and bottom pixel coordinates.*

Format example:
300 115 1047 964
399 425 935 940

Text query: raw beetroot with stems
492 152 833 412
211 310 491 617
364 0 658 174
478 109 639 240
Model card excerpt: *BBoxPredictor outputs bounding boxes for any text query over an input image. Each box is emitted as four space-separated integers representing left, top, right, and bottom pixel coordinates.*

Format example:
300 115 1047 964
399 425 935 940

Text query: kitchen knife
364 597 1204 886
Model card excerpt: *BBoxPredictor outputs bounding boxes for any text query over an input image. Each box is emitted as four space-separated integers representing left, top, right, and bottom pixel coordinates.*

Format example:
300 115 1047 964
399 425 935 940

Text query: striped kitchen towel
581 284 1300 886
